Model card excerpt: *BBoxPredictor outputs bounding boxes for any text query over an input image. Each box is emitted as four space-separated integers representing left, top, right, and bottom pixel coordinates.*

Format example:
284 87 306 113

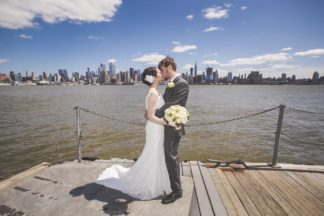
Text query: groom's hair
158 56 177 71
142 67 157 86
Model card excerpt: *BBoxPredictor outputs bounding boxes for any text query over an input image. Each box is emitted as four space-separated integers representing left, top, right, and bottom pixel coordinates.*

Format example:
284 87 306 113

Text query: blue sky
0 0 324 78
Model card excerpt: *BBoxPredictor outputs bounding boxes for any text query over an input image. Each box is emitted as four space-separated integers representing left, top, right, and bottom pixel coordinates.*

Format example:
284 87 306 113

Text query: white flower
145 75 155 83
164 105 189 129
167 81 175 88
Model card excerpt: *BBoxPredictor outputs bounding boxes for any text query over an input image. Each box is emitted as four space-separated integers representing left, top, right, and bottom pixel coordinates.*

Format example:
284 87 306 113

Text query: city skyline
1 0 324 79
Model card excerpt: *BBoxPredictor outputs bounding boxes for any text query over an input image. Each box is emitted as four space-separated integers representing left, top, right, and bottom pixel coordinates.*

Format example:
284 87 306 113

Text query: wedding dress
95 90 171 200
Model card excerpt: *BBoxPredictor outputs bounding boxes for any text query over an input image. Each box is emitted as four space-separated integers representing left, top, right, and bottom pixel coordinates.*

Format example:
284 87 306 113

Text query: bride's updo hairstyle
142 67 157 86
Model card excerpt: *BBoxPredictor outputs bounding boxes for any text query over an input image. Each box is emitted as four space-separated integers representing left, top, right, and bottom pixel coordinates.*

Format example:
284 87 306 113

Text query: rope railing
77 105 281 127
186 106 280 127
73 104 323 167
287 107 324 115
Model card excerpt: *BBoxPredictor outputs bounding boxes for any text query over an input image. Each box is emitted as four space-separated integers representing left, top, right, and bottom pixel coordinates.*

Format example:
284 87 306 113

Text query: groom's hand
144 110 148 120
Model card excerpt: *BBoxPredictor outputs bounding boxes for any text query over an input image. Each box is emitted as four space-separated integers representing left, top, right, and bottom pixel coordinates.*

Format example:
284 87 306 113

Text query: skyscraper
109 62 116 80
194 62 197 77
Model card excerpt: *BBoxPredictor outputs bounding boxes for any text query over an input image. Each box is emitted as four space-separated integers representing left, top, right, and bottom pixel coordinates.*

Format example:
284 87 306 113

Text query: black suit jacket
155 76 189 136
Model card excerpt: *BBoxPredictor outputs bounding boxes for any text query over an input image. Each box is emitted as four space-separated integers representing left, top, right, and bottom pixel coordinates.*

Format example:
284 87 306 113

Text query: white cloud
202 60 220 65
241 6 248 11
0 58 9 64
172 44 197 53
132 53 165 65
203 26 222 32
224 3 232 8
182 64 194 70
88 35 103 40
19 33 32 39
0 0 122 29
294 48 324 57
203 6 229 20
108 58 116 63
221 53 292 66
271 64 299 69
186 15 194 21
282 47 292 51
204 53 219 57
172 41 180 45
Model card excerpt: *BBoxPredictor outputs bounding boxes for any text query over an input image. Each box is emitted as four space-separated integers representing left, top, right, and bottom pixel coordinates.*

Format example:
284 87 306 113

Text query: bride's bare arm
147 92 167 125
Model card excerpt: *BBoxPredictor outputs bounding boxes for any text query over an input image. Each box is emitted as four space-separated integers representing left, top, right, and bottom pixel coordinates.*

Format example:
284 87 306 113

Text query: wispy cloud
204 53 219 57
186 15 194 21
294 48 324 57
241 6 248 11
202 60 220 65
0 58 9 64
132 53 165 65
224 3 232 8
203 6 229 20
172 44 197 53
88 35 104 40
19 33 32 39
108 58 116 63
172 41 180 45
221 53 291 66
282 47 292 51
203 26 222 32
0 0 122 29
182 64 194 70
271 64 299 69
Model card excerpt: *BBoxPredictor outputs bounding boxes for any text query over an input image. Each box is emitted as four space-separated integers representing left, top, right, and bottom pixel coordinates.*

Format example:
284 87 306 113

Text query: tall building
109 62 116 80
313 71 319 81
31 72 35 81
213 70 219 82
194 62 197 77
228 72 233 82
206 67 213 82
10 71 15 81
58 69 69 82
281 73 287 82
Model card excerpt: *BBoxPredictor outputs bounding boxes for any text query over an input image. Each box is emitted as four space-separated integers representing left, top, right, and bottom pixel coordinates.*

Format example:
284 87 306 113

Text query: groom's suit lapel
163 76 180 102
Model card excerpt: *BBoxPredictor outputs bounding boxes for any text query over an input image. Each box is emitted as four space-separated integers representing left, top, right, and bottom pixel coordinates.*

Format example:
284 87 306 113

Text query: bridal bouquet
164 105 189 129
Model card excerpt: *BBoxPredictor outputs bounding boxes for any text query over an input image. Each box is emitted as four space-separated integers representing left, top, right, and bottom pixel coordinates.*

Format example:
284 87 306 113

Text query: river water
0 85 324 180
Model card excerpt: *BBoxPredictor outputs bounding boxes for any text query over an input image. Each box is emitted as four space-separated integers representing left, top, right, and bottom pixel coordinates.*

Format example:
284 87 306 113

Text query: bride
96 67 171 200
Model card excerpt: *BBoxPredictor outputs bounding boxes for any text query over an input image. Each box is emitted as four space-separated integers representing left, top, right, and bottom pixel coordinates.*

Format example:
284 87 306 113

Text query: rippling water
0 85 324 180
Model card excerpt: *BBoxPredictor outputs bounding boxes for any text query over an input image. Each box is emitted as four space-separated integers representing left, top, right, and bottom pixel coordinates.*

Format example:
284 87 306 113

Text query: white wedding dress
95 90 171 200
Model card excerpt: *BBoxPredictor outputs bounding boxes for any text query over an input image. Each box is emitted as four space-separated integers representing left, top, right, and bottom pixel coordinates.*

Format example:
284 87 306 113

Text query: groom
155 56 189 204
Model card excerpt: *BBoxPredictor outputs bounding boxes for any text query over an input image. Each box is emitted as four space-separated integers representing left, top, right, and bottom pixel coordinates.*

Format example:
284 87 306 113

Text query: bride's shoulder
148 88 159 96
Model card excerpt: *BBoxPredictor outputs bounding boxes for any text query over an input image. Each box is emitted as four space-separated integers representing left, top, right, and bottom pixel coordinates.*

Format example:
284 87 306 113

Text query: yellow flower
167 81 175 88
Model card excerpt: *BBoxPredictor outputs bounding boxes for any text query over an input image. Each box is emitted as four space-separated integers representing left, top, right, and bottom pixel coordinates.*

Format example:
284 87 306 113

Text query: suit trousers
164 126 182 193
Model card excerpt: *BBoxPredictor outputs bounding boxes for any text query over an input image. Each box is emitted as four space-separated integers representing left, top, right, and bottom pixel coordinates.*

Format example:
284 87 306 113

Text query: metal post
272 104 285 167
74 106 82 163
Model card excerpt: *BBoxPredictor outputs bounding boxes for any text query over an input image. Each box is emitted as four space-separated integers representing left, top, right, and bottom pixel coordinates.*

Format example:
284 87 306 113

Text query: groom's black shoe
161 192 183 204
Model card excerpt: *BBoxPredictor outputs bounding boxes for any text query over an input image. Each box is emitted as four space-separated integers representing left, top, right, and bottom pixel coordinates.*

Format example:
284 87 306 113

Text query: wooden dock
1 159 324 216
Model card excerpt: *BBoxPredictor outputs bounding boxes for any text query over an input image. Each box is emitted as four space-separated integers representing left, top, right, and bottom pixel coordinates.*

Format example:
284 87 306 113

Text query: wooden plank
198 162 227 216
287 171 324 202
275 171 324 214
182 162 192 177
210 169 248 216
248 170 301 216
189 187 201 216
258 170 322 216
189 161 214 216
224 171 261 216
234 170 286 216
312 173 324 181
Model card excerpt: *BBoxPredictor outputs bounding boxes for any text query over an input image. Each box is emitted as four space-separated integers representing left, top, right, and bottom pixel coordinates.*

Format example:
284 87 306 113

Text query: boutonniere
167 81 175 89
